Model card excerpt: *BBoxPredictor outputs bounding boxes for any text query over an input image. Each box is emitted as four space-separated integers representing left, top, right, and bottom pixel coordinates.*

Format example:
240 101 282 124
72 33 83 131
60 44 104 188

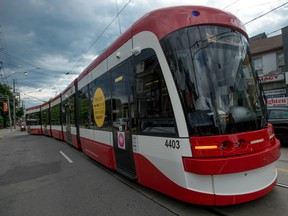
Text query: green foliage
0 83 22 128
0 115 3 128
0 83 13 97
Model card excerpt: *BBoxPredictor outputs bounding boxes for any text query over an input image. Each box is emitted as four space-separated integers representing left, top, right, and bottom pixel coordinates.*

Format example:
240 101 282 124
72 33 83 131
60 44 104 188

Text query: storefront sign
266 95 286 98
267 97 288 106
259 74 284 83
264 88 286 96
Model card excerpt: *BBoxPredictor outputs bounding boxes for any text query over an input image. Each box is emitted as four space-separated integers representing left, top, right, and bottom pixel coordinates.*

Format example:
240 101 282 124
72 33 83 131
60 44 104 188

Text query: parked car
267 106 288 146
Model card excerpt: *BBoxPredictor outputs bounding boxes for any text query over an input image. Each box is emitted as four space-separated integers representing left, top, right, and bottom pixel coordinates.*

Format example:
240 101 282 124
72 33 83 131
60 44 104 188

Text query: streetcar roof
26 6 248 111
78 5 247 82
26 105 41 111
61 78 77 95
50 93 61 102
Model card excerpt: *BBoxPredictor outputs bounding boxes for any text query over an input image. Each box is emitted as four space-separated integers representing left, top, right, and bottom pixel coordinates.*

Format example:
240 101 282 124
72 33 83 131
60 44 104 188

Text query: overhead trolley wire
244 1 288 25
223 0 240 10
0 50 42 70
0 50 78 75
65 0 133 75
230 0 286 12
267 28 283 35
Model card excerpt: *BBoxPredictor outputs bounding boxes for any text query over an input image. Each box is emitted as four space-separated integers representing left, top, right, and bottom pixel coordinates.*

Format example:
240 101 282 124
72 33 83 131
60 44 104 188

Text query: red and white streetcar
26 105 42 134
26 6 280 205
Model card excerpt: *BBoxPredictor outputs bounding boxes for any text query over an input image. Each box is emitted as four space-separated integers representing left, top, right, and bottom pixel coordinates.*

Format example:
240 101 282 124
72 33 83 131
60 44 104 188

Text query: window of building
253 58 263 75
277 52 285 72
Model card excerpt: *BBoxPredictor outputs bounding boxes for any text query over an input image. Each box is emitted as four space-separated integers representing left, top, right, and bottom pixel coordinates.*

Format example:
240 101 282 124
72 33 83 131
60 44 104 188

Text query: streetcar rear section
25 105 42 135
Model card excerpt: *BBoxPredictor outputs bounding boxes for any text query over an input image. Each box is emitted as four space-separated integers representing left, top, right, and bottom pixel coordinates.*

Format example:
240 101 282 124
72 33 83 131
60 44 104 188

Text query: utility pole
13 79 16 129
7 96 12 131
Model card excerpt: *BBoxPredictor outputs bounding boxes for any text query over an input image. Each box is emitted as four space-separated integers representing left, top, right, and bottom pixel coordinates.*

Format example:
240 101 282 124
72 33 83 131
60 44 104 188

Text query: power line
244 1 288 25
65 0 133 75
0 50 77 75
230 0 286 12
23 93 46 102
0 25 9 82
0 24 69 75
0 61 24 69
116 0 122 35
0 50 42 70
0 25 9 59
0 61 8 84
223 0 240 10
267 28 282 35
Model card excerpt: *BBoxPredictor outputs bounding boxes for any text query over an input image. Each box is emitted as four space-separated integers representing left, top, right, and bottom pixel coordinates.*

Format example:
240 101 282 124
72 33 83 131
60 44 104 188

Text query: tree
0 83 16 128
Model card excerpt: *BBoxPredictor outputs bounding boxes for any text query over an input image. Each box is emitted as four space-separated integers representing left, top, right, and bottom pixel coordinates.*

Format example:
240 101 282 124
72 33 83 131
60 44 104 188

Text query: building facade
250 26 288 106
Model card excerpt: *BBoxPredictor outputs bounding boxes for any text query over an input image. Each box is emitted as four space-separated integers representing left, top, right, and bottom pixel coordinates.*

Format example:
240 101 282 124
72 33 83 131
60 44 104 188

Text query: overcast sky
1 0 288 108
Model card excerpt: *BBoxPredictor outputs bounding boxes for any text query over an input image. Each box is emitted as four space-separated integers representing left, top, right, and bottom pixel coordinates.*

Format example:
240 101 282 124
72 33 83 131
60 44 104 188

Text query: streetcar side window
41 109 49 126
26 112 40 125
70 97 75 126
50 103 61 126
62 95 76 127
135 49 176 135
78 85 91 129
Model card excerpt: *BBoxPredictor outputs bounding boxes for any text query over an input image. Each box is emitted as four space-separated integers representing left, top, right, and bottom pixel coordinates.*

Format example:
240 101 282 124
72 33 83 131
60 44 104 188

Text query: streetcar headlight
250 138 264 145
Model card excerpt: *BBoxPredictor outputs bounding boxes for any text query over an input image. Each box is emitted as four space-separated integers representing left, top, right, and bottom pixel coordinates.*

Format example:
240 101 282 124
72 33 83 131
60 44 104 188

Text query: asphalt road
0 131 213 216
1 130 288 216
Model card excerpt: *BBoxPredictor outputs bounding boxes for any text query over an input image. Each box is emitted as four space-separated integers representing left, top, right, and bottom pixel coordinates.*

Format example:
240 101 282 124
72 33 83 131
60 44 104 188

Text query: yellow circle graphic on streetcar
93 88 106 127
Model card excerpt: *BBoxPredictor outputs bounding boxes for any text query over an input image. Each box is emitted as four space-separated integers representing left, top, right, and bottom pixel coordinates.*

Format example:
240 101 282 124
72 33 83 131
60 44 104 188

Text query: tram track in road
85 155 232 216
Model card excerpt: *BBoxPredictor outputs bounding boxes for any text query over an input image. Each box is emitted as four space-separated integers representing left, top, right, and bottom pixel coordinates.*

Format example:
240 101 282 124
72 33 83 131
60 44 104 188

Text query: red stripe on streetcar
183 140 280 175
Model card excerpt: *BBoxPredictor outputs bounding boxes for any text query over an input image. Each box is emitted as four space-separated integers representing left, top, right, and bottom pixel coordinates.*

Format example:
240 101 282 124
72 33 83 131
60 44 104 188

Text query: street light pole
7 96 12 131
13 79 16 129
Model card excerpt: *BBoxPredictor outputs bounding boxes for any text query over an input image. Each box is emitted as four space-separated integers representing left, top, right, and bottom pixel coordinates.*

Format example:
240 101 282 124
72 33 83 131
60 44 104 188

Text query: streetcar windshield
161 25 266 136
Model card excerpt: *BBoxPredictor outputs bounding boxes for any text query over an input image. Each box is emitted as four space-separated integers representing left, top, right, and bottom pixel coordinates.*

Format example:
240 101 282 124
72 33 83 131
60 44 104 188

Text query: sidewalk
0 128 16 139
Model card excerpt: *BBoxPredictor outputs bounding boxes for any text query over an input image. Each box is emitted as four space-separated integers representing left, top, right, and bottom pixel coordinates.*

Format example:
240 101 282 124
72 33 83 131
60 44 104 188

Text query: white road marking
59 151 73 163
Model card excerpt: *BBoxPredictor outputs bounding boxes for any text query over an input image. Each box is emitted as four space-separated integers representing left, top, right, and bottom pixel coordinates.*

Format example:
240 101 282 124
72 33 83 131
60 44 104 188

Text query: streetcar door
65 103 72 144
111 62 136 179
